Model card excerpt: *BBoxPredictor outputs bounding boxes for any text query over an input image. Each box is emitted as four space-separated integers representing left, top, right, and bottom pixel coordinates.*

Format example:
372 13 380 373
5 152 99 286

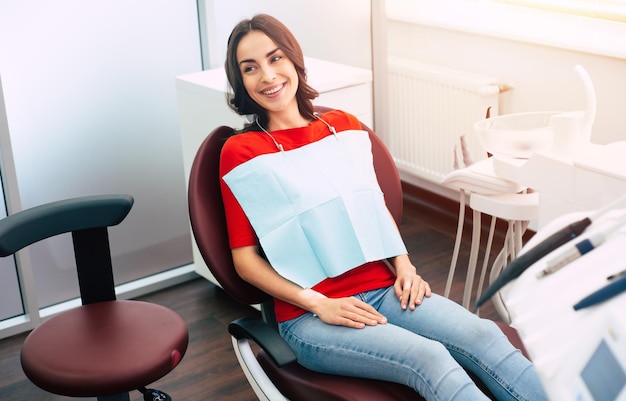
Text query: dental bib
223 129 407 288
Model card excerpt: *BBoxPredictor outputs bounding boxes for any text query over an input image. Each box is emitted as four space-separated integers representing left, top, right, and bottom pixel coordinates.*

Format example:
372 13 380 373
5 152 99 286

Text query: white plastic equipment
441 157 538 322
443 65 596 321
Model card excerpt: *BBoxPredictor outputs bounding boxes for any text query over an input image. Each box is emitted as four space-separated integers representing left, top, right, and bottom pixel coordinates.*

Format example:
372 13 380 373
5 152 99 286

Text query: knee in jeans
415 340 452 362
470 320 506 343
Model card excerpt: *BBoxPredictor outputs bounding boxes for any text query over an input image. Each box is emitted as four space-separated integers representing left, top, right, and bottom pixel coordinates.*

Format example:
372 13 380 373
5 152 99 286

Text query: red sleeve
345 111 362 130
219 135 260 249
325 109 362 131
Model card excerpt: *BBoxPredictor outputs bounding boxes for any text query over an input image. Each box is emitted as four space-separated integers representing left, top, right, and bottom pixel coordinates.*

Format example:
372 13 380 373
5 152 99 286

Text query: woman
219 14 547 401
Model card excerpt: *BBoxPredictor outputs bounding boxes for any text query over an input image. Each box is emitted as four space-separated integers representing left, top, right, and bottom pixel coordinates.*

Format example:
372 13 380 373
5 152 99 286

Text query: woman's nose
260 66 276 82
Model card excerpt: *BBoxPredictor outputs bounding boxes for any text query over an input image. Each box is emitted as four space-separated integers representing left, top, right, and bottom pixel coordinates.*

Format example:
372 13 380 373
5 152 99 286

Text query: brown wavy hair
224 14 319 132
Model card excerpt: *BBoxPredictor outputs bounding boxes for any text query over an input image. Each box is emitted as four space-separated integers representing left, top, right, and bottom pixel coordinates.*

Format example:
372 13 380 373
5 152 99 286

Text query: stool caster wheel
139 387 172 401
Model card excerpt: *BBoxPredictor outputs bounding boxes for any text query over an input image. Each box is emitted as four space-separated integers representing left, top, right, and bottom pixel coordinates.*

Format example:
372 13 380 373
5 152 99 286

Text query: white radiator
387 57 504 184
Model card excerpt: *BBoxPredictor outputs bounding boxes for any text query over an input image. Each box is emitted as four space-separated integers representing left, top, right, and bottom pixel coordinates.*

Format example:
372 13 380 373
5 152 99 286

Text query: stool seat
21 300 188 397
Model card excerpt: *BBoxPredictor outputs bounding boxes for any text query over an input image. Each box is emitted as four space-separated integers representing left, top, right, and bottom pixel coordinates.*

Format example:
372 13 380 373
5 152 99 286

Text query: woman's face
236 30 299 120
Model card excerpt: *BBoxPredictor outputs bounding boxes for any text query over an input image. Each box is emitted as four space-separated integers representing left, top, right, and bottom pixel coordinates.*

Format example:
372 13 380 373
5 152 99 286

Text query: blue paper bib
223 129 407 288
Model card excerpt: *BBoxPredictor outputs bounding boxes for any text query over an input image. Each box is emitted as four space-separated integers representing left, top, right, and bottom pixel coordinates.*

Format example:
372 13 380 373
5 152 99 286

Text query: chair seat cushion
258 349 420 401
21 300 188 397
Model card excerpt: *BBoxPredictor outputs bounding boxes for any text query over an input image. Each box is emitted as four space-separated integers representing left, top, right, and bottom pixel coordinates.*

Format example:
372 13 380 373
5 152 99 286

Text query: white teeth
262 85 282 95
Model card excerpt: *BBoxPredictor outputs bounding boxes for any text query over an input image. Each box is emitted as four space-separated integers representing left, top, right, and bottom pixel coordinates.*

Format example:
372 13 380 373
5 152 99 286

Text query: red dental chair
188 106 528 401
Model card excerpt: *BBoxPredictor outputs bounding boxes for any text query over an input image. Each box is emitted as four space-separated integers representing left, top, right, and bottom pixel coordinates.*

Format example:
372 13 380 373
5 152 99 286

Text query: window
493 0 626 23
387 0 626 60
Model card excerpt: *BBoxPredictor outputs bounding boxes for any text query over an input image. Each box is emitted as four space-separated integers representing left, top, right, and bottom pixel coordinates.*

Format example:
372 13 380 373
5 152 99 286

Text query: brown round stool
21 300 188 399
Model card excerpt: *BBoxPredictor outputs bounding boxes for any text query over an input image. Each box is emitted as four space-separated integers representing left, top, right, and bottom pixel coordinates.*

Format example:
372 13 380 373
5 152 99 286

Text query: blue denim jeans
278 287 548 401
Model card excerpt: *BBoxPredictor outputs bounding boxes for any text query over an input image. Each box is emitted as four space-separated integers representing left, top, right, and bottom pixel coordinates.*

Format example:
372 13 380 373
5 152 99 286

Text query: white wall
385 3 626 146
200 0 372 70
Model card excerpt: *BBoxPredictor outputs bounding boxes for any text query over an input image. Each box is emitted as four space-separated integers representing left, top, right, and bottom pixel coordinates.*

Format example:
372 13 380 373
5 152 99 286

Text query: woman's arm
232 245 387 328
381 205 431 310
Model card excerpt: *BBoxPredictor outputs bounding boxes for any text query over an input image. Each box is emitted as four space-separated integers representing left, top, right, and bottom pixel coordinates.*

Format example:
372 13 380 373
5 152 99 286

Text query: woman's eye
271 55 282 63
242 65 256 73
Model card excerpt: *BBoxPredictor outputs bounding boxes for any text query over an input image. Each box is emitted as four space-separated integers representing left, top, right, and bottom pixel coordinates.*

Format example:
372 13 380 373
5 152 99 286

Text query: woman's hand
233 247 386 329
313 296 387 329
392 255 431 310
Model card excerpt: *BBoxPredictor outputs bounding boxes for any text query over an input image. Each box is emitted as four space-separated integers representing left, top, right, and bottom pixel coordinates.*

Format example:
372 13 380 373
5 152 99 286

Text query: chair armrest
0 194 133 256
228 317 297 367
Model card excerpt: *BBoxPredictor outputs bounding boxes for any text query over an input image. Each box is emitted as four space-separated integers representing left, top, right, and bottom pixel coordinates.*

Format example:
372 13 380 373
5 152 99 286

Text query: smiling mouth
261 83 285 96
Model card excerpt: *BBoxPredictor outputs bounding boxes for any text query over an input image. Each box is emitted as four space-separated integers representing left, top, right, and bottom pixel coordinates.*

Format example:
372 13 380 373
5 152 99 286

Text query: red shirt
219 110 396 322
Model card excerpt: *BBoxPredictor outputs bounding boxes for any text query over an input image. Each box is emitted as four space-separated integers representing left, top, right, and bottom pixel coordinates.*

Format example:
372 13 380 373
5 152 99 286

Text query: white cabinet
176 57 373 286
493 142 626 229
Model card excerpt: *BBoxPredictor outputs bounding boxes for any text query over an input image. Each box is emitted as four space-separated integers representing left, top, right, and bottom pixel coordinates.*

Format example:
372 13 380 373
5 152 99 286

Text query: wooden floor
0 196 507 401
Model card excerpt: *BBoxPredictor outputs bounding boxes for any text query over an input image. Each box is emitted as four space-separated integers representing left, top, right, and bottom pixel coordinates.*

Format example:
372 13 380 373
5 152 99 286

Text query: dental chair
188 106 529 401
0 194 188 401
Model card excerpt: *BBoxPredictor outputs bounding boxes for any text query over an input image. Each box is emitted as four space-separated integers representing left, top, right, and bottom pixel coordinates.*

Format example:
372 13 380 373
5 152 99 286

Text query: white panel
0 0 202 307
0 76 23 321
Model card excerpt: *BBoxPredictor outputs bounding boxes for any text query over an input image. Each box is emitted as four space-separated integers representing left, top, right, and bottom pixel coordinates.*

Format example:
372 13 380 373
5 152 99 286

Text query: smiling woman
236 31 302 130
216 13 550 401
224 14 318 134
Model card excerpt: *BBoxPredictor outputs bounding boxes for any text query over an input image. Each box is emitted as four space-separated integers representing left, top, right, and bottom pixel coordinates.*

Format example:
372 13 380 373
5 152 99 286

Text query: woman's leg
279 298 492 401
373 289 548 401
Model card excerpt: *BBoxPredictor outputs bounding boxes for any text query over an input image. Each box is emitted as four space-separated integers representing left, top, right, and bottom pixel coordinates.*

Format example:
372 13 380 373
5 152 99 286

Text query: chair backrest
188 107 403 306
0 194 134 304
